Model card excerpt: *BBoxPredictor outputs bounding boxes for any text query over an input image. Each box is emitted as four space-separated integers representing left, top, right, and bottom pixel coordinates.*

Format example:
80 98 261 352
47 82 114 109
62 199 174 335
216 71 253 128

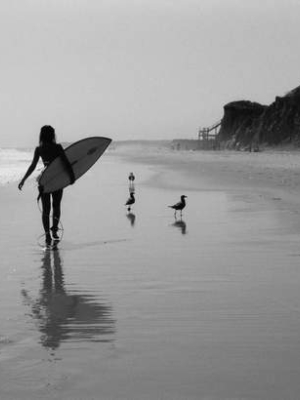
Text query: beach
1 143 300 400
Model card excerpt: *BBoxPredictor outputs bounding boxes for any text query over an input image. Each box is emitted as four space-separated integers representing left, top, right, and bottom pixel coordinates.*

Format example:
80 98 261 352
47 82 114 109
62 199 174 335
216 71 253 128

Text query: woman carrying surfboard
18 125 75 244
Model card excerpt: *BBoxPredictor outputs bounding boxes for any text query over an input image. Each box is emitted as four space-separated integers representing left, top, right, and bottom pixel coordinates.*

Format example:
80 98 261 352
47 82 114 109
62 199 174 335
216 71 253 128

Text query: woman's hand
18 180 24 190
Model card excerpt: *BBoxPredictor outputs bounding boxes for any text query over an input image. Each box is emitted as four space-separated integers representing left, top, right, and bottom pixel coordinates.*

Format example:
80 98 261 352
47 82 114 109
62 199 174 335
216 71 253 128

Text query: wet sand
1 144 300 399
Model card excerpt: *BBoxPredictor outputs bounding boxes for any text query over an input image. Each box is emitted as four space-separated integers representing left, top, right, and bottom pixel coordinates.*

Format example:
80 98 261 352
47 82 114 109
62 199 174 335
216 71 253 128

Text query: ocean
0 148 35 185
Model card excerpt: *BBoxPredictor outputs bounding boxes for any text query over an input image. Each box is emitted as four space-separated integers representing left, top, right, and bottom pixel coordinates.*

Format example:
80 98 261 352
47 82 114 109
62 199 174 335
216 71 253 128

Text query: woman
18 125 75 244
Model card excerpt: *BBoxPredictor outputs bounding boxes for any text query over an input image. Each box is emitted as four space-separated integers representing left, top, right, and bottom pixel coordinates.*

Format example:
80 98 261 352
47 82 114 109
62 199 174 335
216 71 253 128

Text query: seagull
168 195 187 217
125 192 135 212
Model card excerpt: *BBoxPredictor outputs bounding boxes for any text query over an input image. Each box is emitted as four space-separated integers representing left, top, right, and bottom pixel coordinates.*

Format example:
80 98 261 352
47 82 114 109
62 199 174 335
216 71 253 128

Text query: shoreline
3 144 300 239
109 145 300 230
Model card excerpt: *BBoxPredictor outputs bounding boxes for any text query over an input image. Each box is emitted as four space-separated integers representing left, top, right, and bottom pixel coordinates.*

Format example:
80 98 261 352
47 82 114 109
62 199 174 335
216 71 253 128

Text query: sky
1 0 300 147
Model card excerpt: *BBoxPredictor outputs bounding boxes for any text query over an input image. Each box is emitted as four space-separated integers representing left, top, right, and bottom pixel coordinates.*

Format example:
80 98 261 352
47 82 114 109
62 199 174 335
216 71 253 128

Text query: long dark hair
39 125 56 146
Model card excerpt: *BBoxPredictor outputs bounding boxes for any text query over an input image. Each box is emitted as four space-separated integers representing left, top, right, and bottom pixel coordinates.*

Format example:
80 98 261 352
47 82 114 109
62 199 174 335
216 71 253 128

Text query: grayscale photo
1 1 300 399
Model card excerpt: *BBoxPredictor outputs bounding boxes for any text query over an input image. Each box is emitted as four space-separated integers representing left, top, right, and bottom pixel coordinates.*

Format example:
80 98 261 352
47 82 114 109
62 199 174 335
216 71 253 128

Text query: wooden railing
197 120 222 149
198 120 222 140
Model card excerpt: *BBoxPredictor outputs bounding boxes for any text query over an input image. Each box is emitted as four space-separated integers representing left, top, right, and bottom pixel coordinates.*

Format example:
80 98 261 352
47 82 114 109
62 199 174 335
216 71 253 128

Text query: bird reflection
172 218 187 235
22 247 115 351
126 212 136 227
125 182 136 212
129 183 135 194
128 172 135 191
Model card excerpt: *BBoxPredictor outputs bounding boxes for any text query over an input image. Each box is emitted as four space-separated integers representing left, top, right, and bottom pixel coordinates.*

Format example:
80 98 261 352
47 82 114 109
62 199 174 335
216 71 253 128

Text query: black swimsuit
37 143 65 166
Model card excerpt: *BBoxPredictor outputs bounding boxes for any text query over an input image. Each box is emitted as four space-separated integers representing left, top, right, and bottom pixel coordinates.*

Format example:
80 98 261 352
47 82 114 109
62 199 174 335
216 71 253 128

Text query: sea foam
0 148 34 185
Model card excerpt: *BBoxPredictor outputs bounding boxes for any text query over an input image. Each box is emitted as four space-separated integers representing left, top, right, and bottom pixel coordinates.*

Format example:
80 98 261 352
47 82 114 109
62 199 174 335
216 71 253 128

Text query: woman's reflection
22 248 115 351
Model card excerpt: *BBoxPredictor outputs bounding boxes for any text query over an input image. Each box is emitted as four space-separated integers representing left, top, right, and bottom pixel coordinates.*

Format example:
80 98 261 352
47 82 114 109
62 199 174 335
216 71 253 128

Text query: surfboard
38 136 112 193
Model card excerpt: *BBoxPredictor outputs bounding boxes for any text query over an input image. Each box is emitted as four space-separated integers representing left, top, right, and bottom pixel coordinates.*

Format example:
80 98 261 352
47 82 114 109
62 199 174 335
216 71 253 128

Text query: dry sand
1 144 300 400
116 144 300 196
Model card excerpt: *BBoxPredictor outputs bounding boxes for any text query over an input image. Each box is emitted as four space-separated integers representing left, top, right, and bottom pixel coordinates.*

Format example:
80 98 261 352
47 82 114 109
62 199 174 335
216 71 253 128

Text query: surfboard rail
38 136 112 193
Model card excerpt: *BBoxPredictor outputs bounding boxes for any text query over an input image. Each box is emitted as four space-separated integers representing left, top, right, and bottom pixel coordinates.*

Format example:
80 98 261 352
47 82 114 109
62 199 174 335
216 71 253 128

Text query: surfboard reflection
22 248 115 350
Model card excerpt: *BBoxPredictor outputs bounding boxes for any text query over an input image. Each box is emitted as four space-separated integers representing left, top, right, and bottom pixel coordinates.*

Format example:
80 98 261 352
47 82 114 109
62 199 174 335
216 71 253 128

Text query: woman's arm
18 148 40 190
58 145 75 184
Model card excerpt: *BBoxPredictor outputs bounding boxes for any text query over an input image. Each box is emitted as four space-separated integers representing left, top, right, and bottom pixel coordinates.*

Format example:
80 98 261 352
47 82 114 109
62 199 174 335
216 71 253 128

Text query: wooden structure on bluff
198 120 222 149
171 119 222 151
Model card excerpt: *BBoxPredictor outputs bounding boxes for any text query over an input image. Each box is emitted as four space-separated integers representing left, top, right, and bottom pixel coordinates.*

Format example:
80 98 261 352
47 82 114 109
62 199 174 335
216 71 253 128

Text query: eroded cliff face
218 86 300 149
